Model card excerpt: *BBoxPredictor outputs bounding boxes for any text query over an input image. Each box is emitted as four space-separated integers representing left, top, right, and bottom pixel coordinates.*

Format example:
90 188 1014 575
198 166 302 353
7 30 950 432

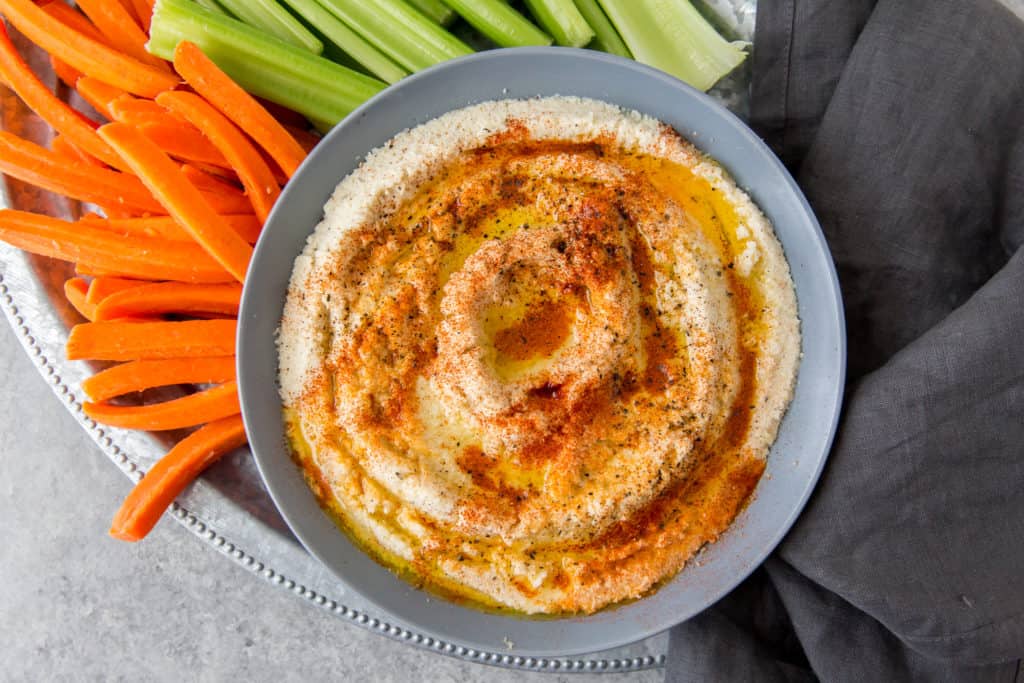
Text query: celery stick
523 0 593 47
318 0 471 73
440 0 552 48
215 0 323 54
149 0 385 124
596 0 745 91
572 0 630 57
406 0 457 26
192 0 228 15
278 0 408 83
199 50 355 125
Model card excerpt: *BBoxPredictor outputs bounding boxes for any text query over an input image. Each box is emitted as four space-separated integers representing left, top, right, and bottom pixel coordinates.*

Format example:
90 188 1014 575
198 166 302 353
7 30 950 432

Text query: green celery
278 0 409 83
406 0 457 26
215 0 324 54
572 0 630 57
596 0 745 91
523 0 593 48
149 0 385 125
197 50 351 130
317 0 472 73
440 0 552 48
192 0 228 15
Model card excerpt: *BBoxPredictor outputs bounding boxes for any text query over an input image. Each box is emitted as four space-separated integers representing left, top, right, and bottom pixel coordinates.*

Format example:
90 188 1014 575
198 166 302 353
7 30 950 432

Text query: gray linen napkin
666 0 1024 680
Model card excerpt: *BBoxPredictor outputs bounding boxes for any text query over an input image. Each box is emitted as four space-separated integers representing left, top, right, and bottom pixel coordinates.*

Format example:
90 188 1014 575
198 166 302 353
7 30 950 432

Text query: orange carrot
182 162 243 191
282 123 321 153
172 41 307 179
255 146 289 187
84 380 240 430
64 277 96 321
156 91 280 223
0 210 233 283
40 1 112 46
75 263 127 278
198 188 254 215
0 131 167 213
0 24 130 170
51 135 106 168
94 282 242 320
66 319 237 361
50 56 83 89
7 133 250 218
128 0 155 33
138 121 232 168
81 211 185 240
86 276 147 304
109 414 247 541
98 122 252 282
83 214 260 244
74 76 126 120
108 94 187 125
82 356 236 402
74 0 168 71
256 95 308 128
180 163 240 193
115 0 143 27
0 0 179 97
219 215 263 242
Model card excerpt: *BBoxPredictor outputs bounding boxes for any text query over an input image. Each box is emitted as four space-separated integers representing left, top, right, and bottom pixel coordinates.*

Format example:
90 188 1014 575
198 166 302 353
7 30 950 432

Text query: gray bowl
237 47 845 658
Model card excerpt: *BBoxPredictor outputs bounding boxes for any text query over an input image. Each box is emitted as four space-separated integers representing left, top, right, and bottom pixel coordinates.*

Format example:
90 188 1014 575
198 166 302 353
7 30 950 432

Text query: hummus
278 97 800 614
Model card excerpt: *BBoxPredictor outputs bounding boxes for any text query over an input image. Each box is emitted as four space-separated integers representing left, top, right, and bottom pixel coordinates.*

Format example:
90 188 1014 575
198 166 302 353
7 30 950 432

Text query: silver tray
0 2 755 672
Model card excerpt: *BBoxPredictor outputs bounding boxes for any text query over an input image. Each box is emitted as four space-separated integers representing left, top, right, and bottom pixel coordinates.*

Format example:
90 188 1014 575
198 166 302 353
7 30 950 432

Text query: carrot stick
93 282 242 321
82 356 236 402
50 56 83 89
84 380 240 430
108 95 187 126
51 135 106 168
139 121 232 168
66 319 237 361
115 0 143 27
81 211 186 240
74 0 169 71
156 91 280 224
185 157 235 175
0 25 131 171
128 0 155 33
223 214 261 243
255 147 289 187
0 0 179 97
86 276 147 304
40 1 112 46
256 95 308 128
109 414 247 541
74 76 126 120
83 214 260 244
0 131 165 212
98 122 252 282
282 123 320 153
172 41 307 179
198 188 254 215
0 210 233 283
64 277 97 321
75 262 125 278
180 163 240 193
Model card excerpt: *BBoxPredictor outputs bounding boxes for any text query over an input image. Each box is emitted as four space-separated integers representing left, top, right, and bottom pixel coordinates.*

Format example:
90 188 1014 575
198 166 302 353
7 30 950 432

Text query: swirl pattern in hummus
278 97 800 615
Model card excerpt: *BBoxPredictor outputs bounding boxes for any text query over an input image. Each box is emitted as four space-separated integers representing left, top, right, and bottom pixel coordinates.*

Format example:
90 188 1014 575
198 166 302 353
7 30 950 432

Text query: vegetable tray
0 0 754 671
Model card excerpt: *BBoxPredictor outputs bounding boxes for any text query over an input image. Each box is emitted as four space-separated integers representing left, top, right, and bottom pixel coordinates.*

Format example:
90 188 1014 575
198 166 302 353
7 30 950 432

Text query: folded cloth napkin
665 0 1024 680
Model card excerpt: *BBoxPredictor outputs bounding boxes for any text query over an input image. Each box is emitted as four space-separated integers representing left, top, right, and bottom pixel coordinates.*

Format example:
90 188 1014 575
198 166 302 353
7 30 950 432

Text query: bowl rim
237 46 846 658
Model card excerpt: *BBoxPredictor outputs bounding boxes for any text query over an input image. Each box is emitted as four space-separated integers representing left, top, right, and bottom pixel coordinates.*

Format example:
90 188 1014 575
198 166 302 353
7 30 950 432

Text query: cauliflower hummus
278 97 801 615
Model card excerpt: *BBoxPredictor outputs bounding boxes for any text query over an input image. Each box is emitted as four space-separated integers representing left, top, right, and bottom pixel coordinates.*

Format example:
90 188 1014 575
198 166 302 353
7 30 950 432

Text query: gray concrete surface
0 319 662 682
